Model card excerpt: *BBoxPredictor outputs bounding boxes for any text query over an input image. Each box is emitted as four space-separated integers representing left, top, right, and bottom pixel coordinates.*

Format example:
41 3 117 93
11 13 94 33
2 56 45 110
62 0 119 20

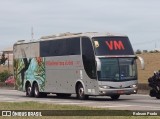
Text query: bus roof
15 32 128 45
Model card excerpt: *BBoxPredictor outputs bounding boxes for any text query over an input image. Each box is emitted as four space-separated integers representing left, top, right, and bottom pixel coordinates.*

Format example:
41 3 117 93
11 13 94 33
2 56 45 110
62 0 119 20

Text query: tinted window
98 58 137 81
40 38 80 57
98 58 119 81
67 38 80 55
82 37 96 79
93 37 134 56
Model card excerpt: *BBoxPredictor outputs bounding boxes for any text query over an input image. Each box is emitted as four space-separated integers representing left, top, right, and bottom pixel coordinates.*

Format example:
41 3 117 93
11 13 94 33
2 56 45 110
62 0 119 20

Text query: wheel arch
32 80 40 91
25 80 31 92
25 80 39 91
75 80 86 94
32 80 38 86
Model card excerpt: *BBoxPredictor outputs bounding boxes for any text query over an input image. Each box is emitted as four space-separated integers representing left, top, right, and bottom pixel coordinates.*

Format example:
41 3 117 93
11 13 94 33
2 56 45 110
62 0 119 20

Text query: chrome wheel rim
34 86 38 96
79 87 84 97
27 87 31 95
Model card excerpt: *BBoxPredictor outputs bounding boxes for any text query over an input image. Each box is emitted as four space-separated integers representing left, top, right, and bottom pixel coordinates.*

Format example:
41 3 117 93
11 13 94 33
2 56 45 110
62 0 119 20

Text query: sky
0 0 160 51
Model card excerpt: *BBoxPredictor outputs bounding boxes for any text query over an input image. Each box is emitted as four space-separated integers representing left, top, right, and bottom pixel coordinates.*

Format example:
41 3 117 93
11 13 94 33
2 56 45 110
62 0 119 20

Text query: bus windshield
97 58 137 81
93 37 134 56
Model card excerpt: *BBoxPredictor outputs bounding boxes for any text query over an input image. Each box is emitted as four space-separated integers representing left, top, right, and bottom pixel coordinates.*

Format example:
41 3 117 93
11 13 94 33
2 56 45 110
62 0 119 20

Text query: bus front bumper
98 87 137 96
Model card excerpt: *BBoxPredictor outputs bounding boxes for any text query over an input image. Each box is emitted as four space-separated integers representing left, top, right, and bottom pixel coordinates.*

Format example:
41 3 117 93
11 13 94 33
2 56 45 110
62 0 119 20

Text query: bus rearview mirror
137 56 145 70
96 57 101 71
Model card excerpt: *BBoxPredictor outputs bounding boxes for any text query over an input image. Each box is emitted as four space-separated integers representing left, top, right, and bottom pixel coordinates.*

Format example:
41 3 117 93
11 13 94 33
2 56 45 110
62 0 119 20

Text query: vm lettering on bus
106 40 125 50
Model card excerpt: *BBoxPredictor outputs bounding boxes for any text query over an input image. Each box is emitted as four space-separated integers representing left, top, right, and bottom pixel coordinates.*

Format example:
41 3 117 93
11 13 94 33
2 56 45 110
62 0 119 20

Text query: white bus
13 32 144 100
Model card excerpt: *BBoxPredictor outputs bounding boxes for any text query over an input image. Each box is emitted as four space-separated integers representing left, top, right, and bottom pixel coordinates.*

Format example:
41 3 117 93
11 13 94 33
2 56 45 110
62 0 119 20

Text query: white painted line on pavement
95 104 160 110
96 105 133 108
57 103 87 105
132 105 160 110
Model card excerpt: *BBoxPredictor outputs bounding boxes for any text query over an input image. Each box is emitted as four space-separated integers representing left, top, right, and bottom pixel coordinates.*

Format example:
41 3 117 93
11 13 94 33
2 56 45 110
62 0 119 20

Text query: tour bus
13 32 144 100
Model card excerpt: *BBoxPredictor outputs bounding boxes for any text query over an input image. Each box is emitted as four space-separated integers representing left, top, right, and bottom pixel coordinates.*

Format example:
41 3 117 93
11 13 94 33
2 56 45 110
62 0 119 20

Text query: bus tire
33 83 41 98
77 83 88 100
110 95 120 100
26 83 34 97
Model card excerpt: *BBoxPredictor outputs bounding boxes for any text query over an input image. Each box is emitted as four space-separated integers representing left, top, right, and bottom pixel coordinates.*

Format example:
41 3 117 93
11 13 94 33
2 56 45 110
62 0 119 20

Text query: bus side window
40 38 80 57
67 38 80 55
82 37 97 79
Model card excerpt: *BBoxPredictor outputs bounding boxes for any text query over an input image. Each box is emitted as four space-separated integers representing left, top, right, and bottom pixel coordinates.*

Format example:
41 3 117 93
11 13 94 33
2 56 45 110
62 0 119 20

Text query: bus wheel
110 95 120 100
77 84 88 100
26 83 34 97
33 83 41 98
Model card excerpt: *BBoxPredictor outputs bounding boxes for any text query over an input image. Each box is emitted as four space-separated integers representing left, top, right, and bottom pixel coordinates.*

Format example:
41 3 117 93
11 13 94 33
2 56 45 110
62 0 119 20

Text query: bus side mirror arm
137 56 145 70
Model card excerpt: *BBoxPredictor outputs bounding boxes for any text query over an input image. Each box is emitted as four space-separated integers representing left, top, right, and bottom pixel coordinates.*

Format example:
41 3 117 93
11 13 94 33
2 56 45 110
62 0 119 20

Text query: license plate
117 90 124 94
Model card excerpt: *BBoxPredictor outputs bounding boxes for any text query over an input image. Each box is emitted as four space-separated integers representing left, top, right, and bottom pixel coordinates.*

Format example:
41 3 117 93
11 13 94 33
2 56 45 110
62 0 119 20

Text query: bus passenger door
81 37 99 95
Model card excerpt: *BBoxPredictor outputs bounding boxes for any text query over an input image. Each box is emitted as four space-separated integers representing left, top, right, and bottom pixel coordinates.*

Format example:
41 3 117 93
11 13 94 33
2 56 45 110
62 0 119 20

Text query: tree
135 49 142 54
143 50 148 53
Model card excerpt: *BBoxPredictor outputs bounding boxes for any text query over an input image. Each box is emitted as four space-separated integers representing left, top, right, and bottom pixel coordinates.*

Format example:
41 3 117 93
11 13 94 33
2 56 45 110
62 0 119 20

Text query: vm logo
106 40 125 50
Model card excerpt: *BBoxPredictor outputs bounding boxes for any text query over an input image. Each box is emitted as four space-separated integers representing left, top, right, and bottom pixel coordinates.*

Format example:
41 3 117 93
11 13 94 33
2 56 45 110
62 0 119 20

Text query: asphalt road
0 89 159 110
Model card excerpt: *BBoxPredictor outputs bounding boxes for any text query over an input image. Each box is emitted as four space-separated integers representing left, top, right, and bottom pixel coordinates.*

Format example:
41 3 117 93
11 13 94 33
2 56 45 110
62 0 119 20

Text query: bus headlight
99 85 110 89
130 84 137 88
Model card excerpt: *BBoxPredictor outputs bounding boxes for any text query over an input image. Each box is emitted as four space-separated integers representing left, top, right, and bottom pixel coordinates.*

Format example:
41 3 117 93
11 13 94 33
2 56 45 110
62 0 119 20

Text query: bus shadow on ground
31 94 135 102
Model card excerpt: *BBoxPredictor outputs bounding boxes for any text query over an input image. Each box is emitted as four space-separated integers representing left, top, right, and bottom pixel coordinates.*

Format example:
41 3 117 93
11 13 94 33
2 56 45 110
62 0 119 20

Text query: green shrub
0 70 11 82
